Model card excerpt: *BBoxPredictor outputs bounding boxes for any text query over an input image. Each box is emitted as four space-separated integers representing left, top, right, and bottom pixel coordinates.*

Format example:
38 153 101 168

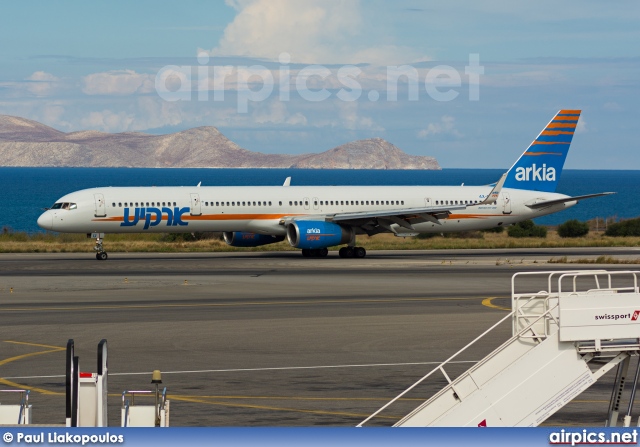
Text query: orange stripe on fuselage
92 213 303 223
447 213 510 219
92 213 513 224
183 214 290 221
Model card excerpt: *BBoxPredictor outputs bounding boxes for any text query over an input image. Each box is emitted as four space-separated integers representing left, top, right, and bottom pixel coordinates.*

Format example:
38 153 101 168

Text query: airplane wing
325 173 507 233
328 204 467 232
525 192 615 209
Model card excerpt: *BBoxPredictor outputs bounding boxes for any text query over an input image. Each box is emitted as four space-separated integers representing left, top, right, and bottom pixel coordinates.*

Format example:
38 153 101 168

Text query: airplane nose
37 212 54 230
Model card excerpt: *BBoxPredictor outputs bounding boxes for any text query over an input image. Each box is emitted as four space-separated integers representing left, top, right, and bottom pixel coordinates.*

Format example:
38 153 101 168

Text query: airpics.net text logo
154 53 484 113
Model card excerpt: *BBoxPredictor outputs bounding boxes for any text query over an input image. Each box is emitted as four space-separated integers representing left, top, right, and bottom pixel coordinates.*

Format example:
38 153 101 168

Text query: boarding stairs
0 390 31 425
359 270 640 427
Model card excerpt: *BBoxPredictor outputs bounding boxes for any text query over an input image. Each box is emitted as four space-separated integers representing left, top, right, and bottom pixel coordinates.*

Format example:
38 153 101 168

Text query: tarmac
0 249 638 426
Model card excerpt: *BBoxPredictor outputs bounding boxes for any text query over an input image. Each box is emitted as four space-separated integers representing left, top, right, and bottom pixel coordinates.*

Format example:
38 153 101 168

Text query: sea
1 167 637 234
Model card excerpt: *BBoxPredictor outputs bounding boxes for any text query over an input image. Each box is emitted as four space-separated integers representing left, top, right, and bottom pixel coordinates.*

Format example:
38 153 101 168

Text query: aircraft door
313 197 319 210
190 193 202 216
94 193 106 217
303 197 310 210
502 192 512 214
425 197 432 207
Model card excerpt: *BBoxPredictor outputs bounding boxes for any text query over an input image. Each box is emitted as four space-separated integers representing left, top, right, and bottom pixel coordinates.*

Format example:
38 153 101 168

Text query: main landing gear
300 246 367 258
94 236 108 261
338 246 366 258
301 248 329 257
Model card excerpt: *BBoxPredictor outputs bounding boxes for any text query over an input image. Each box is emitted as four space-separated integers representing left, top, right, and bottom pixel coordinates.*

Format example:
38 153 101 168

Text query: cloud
418 115 462 139
82 70 155 96
335 101 384 131
576 117 587 134
25 72 61 96
252 100 307 126
80 110 136 132
205 0 425 65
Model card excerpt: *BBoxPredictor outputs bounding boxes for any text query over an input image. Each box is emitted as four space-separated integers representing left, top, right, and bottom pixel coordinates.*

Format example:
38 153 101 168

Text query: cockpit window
51 202 77 210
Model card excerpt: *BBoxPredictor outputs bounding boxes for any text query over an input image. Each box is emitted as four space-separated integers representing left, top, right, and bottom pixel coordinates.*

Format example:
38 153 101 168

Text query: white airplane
37 110 613 260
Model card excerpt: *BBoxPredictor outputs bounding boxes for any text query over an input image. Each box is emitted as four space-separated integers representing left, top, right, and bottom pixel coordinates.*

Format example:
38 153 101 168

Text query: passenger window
119 203 122 207
314 201 318 206
305 200 308 206
401 201 404 205
268 201 272 206
289 201 292 206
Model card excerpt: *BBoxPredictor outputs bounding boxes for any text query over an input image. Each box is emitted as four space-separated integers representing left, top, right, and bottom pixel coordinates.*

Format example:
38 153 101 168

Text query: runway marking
0 341 65 368
481 297 511 311
0 296 486 313
172 394 401 420
0 341 65 395
170 394 424 402
2 360 478 380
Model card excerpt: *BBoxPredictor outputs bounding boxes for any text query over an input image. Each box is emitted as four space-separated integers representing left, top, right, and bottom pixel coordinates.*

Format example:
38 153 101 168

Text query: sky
0 0 638 169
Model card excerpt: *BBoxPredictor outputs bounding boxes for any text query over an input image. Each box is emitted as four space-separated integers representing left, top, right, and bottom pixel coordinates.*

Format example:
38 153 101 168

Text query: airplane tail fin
503 110 580 192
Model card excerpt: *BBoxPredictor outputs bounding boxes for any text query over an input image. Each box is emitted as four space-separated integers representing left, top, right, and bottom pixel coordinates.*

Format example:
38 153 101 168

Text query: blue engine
223 232 284 247
286 221 353 249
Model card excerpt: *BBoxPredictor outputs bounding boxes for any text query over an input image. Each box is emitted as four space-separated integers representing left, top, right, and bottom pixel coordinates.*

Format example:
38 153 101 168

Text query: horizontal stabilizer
526 192 615 209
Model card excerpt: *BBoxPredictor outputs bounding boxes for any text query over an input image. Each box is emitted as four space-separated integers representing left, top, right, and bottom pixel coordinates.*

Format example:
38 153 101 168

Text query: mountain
0 115 441 170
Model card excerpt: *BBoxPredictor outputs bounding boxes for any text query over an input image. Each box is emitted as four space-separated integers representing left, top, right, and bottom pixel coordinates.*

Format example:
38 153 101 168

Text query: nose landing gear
93 235 108 260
